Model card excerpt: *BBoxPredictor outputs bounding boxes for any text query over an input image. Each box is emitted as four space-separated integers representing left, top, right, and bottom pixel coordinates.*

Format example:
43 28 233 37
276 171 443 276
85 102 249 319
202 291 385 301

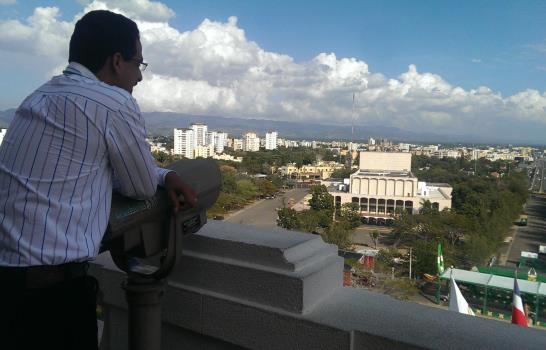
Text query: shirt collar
63 62 99 81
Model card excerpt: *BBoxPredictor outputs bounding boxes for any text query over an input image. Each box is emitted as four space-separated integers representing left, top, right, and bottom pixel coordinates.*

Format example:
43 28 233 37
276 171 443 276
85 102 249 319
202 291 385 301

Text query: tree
419 199 435 215
315 209 334 228
330 168 353 179
391 209 415 247
340 202 361 229
321 222 351 249
236 179 258 200
255 178 277 196
411 240 438 277
220 165 238 194
297 210 320 233
369 230 380 248
277 208 299 230
151 151 173 167
308 185 334 211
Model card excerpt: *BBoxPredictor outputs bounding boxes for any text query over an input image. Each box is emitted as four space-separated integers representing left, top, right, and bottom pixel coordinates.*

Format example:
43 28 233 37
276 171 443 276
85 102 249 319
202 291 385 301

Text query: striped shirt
0 62 170 267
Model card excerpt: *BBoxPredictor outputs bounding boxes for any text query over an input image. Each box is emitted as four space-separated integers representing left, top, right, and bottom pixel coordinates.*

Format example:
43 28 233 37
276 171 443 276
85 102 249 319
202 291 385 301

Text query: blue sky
0 0 545 142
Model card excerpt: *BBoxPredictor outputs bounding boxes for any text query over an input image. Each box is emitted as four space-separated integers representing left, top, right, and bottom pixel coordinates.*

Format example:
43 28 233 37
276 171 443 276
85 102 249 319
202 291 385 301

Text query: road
503 193 546 267
529 157 545 193
226 188 309 228
351 226 392 247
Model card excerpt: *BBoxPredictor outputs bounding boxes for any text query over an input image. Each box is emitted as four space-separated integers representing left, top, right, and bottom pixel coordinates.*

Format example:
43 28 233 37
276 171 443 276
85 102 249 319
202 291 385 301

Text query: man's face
115 39 143 94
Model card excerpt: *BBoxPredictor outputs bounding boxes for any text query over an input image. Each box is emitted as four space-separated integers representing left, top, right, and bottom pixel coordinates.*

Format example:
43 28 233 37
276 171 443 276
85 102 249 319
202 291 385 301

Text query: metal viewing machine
100 159 221 350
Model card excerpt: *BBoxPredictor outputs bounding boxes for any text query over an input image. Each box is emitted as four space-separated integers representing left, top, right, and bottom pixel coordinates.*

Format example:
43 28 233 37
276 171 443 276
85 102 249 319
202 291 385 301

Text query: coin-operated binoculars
99 159 221 350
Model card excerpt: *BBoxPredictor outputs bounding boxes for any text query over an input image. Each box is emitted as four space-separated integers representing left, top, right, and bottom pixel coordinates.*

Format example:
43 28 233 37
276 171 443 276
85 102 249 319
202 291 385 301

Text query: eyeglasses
130 58 148 72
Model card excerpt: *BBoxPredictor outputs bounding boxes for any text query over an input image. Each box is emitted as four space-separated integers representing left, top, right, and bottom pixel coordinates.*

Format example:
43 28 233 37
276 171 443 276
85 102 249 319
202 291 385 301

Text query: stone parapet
91 222 546 350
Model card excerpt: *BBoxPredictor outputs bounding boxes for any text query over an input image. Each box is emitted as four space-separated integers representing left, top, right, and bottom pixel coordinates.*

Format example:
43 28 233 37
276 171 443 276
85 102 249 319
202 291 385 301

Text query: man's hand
164 171 197 213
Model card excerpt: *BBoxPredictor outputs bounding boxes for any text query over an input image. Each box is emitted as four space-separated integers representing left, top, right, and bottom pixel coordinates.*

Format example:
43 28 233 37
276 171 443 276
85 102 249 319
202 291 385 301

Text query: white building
434 150 460 159
398 143 410 152
214 132 228 154
174 128 194 159
191 123 208 148
265 131 278 150
194 145 215 159
212 153 243 162
329 152 452 223
147 140 168 154
232 138 243 151
243 132 260 152
206 131 217 149
0 128 6 146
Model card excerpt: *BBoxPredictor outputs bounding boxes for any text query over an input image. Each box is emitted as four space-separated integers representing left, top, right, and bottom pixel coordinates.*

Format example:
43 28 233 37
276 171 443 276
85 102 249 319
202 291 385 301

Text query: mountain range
0 109 539 145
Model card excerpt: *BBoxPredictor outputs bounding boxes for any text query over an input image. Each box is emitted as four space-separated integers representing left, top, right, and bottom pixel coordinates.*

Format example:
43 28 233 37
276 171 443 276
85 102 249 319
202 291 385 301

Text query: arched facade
328 152 452 220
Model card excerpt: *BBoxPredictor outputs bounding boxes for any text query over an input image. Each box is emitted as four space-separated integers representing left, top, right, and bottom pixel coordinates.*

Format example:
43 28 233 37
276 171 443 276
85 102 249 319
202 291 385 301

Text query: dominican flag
437 243 444 275
511 277 527 327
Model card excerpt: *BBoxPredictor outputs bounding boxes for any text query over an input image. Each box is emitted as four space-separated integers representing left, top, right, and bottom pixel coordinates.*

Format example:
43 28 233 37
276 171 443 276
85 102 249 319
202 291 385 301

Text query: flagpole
436 274 441 304
408 247 412 279
436 243 444 304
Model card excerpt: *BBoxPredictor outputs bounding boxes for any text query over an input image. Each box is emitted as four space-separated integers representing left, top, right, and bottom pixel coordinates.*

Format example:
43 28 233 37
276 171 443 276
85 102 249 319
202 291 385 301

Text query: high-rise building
232 138 243 151
242 132 260 152
191 123 208 148
214 132 228 154
206 131 217 148
0 128 6 146
265 131 278 150
194 145 215 159
174 128 194 159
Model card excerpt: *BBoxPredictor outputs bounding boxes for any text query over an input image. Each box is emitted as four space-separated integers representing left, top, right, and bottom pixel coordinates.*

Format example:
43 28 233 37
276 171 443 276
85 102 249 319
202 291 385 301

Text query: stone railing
90 222 546 350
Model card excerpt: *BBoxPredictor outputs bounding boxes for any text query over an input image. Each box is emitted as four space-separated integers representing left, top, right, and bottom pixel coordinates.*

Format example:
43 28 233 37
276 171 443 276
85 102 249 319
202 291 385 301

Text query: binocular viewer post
100 158 221 279
99 159 221 350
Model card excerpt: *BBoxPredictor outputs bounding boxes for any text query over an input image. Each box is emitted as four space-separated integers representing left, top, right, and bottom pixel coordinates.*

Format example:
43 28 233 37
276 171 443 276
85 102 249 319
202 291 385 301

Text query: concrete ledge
91 222 546 350
172 222 343 313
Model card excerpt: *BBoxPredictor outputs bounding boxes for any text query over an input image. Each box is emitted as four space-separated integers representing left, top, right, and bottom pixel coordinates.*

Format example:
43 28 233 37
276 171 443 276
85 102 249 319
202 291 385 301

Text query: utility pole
409 246 412 279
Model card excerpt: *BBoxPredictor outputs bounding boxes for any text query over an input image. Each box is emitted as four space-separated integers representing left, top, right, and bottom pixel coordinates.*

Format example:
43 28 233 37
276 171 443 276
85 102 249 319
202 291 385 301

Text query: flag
437 243 444 275
511 277 528 327
449 277 475 316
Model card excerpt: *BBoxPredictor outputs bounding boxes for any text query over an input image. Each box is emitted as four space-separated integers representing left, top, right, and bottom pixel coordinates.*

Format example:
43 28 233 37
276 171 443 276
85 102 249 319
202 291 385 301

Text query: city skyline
0 0 545 142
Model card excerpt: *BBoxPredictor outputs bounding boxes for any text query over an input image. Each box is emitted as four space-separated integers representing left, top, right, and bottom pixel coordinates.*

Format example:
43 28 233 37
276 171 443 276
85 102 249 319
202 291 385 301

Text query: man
0 10 195 349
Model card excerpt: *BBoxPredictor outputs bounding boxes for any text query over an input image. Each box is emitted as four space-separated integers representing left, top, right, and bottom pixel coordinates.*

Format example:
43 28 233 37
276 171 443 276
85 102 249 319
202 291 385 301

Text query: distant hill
141 111 454 143
0 108 15 128
0 108 535 145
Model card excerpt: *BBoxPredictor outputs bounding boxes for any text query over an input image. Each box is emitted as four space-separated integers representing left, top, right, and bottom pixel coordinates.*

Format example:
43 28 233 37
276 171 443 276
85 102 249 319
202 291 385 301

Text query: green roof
440 268 546 297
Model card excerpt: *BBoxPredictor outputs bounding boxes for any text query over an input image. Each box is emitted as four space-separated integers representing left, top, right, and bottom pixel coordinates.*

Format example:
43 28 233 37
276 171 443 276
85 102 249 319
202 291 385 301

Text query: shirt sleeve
105 98 167 199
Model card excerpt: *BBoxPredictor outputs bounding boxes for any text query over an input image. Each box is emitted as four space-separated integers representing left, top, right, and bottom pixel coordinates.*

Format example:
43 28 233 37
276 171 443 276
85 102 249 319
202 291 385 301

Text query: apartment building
173 128 194 159
243 132 260 152
191 123 207 148
265 131 278 150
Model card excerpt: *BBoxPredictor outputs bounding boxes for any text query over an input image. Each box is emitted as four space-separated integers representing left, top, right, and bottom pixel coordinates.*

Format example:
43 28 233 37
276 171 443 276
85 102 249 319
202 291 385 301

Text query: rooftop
352 170 416 178
419 187 451 200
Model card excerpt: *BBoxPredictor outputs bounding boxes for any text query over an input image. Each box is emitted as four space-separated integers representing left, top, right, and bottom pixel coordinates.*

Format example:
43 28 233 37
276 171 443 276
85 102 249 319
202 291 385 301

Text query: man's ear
111 52 124 75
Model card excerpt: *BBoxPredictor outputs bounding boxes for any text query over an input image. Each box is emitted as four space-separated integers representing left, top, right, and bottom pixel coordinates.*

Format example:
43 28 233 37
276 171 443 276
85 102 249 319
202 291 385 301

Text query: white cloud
529 41 546 53
81 0 174 23
0 0 545 138
0 7 72 59
471 58 482 63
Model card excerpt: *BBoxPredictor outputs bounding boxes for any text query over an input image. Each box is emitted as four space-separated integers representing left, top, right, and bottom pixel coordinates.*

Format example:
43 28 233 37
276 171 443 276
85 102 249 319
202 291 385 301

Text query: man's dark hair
69 10 140 73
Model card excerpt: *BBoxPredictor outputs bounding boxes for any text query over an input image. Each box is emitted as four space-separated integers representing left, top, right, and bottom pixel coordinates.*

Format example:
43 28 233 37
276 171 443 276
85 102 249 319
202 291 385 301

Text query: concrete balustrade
91 222 546 350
